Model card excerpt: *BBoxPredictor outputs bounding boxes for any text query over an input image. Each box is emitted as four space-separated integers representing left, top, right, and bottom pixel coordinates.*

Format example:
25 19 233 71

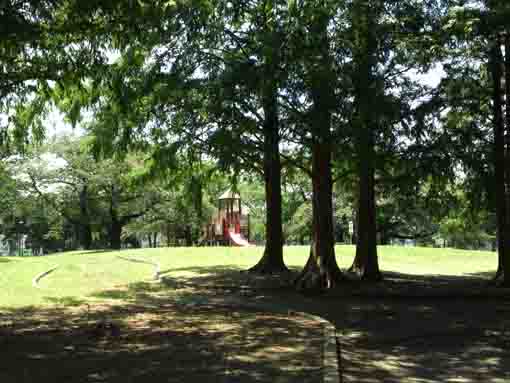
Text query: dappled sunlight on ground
0 276 323 383
153 263 510 383
0 246 508 382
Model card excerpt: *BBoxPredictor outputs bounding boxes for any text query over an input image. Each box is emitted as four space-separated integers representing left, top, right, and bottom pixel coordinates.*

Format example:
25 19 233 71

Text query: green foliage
2 0 508 259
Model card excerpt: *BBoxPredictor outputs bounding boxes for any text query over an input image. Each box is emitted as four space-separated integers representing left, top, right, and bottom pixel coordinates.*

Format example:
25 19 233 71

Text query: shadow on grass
1 264 510 383
93 282 162 301
143 265 510 382
88 263 510 382
44 296 87 307
0 267 324 383
71 249 111 256
467 270 499 279
0 257 11 263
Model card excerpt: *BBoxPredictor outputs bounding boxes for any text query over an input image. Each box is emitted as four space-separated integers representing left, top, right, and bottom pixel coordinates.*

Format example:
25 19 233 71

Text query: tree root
293 259 344 293
491 272 510 288
347 265 383 282
246 250 289 275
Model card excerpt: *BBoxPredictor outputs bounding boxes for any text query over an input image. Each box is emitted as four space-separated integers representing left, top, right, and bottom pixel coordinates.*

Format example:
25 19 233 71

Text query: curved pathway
32 265 59 288
236 300 341 383
116 255 161 281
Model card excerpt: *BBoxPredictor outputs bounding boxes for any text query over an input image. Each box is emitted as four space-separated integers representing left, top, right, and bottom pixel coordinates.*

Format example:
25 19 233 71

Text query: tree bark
489 38 509 285
502 33 510 285
348 0 382 282
110 220 122 250
294 137 343 290
294 10 343 289
249 90 287 273
350 128 381 280
248 15 287 274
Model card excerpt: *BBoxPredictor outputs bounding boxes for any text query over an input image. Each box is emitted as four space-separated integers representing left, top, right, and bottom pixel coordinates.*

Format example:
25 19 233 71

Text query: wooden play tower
203 189 251 246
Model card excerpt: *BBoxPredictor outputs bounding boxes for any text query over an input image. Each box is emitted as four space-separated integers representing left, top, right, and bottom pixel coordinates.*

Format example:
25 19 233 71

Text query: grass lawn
0 245 498 309
0 245 506 383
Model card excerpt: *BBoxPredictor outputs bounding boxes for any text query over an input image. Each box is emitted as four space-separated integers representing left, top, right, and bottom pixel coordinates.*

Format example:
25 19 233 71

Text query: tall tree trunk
350 128 381 280
501 32 510 285
301 143 342 290
503 32 510 286
79 183 92 250
490 38 509 285
249 90 287 273
348 0 381 281
248 14 287 274
294 133 343 290
294 9 343 289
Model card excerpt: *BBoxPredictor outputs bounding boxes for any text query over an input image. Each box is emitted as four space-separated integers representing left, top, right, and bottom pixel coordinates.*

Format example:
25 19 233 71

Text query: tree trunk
503 32 510 285
379 228 389 246
184 225 192 247
166 222 171 247
248 101 287 273
348 0 381 282
490 39 509 285
109 185 122 250
153 232 158 248
248 22 287 274
110 220 122 250
79 184 92 250
350 128 381 281
294 9 343 290
294 139 343 290
351 207 358 244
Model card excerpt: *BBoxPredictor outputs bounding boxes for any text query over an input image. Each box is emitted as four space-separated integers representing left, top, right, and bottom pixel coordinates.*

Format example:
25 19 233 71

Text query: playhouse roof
213 203 250 215
218 189 241 200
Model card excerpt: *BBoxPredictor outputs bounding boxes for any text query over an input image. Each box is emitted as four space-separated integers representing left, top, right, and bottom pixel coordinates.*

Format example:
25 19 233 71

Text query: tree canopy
3 0 510 287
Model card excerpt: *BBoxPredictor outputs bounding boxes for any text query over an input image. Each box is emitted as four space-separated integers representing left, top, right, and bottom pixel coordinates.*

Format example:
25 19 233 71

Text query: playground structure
202 190 252 246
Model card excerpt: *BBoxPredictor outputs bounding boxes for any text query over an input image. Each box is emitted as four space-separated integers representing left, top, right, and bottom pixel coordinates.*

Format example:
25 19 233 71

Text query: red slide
228 231 252 247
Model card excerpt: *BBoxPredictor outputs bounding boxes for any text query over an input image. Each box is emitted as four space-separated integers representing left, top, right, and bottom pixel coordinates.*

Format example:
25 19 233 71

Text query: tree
18 136 160 250
0 0 125 155
348 0 382 281
61 1 295 272
445 0 510 284
292 2 344 290
345 0 449 280
488 37 509 284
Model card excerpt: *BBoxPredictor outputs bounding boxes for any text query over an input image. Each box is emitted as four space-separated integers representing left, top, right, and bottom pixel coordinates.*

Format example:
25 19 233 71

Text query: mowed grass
0 245 498 309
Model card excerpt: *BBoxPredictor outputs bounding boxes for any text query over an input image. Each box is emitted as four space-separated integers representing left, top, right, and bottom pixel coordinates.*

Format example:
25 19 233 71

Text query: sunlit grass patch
0 245 498 309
